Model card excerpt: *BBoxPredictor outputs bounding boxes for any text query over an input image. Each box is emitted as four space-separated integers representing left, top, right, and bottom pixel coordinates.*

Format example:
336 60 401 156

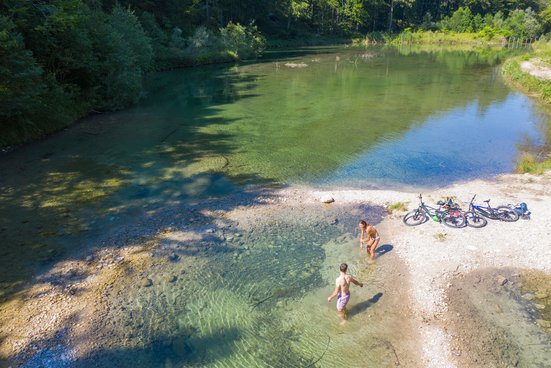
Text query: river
0 45 549 367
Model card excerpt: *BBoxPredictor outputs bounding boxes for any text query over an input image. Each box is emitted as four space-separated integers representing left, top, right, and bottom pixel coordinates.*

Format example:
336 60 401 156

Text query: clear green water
1 46 550 366
70 207 415 368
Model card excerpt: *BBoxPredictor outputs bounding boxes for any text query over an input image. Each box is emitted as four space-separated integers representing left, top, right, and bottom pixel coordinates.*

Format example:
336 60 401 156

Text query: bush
220 22 266 60
516 152 551 174
478 26 497 40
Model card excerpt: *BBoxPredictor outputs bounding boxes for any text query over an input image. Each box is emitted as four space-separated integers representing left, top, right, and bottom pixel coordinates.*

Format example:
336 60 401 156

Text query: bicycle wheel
464 211 488 228
442 212 466 228
496 206 519 222
403 209 428 226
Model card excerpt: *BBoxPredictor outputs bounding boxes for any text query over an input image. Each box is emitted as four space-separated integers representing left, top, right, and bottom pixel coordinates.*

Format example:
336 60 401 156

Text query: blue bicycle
466 194 519 223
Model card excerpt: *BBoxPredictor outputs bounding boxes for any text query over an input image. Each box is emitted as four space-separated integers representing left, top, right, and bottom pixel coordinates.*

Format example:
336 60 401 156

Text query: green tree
0 16 44 123
440 6 474 32
505 8 542 38
0 15 72 145
540 5 551 33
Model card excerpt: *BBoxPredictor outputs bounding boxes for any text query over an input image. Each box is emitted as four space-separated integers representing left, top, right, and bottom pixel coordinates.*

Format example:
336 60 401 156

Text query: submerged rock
167 275 177 283
495 275 508 286
142 278 153 287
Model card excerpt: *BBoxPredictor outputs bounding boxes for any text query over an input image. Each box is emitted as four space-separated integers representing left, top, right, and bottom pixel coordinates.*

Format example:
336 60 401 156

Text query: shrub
478 26 497 40
516 152 551 174
220 22 266 59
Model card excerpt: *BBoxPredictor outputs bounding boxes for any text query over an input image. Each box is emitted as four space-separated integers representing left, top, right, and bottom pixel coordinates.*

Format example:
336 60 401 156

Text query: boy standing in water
359 220 380 261
327 263 363 320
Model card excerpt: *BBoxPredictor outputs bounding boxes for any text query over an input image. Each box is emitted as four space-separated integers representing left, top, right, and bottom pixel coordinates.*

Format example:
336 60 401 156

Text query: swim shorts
336 292 351 311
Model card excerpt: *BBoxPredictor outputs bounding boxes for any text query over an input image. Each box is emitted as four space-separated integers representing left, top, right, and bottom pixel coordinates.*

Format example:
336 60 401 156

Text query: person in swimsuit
359 220 380 260
327 263 363 320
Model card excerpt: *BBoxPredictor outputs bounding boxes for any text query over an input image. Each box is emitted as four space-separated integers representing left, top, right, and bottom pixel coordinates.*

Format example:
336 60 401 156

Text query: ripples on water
71 205 419 368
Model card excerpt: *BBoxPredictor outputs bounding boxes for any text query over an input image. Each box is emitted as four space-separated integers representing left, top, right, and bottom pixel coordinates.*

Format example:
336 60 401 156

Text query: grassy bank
501 41 551 174
351 31 507 46
501 42 551 103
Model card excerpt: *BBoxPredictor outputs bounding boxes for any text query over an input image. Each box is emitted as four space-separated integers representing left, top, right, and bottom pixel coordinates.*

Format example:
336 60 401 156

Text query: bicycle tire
403 209 428 226
442 212 466 228
464 211 488 228
496 206 519 222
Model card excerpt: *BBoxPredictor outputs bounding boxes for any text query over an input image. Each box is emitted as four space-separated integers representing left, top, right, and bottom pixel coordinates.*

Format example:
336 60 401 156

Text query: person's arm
351 277 364 287
360 229 365 248
328 284 341 301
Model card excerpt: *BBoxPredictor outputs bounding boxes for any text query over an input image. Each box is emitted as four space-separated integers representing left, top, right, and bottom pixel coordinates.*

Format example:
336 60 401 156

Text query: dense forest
1 0 551 146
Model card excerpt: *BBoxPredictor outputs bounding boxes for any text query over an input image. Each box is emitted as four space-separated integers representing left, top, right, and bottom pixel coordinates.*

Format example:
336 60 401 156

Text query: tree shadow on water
73 328 241 368
348 292 383 318
0 63 279 302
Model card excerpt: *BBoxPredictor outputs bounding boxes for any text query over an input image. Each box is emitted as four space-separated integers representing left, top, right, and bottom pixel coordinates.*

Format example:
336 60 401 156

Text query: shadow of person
375 244 393 257
348 292 383 317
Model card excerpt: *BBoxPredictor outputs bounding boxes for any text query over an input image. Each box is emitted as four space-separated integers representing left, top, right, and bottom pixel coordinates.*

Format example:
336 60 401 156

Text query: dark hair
339 263 348 272
359 220 368 226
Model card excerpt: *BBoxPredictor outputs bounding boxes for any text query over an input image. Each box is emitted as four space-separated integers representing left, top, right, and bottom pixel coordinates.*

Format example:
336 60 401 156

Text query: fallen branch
304 335 330 368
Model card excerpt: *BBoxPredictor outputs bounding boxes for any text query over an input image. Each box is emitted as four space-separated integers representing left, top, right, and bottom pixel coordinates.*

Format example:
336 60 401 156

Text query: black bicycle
403 194 466 228
469 195 519 222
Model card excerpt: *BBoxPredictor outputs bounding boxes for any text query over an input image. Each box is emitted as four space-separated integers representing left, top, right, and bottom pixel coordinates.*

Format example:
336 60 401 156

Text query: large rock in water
321 195 334 204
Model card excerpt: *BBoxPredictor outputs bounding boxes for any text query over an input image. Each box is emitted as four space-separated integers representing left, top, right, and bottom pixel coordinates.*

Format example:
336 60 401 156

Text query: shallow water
72 205 418 367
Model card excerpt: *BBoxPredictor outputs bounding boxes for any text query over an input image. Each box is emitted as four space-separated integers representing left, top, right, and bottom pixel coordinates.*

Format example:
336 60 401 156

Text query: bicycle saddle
483 199 490 203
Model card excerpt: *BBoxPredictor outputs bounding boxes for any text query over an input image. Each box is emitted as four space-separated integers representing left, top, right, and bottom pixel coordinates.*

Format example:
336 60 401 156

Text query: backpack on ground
513 202 531 219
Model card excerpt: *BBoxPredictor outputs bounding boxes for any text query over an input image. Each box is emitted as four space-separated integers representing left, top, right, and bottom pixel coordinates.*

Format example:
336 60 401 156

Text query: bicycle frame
471 200 500 219
417 195 447 221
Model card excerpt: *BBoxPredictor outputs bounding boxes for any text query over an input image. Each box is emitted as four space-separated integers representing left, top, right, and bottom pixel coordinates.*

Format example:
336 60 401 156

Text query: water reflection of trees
213 47 514 182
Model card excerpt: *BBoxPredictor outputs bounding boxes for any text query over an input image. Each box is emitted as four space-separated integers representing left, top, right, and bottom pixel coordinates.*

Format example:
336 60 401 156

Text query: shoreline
1 170 550 366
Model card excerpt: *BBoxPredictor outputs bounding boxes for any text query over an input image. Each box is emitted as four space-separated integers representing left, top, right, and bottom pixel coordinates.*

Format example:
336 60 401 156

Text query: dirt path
521 60 551 81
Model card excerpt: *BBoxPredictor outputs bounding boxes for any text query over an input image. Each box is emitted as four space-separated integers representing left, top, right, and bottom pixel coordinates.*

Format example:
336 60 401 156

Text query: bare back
336 274 352 295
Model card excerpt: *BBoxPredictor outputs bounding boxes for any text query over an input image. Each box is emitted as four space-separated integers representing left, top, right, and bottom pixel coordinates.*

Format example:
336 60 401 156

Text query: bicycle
469 195 519 222
403 194 466 228
463 195 488 228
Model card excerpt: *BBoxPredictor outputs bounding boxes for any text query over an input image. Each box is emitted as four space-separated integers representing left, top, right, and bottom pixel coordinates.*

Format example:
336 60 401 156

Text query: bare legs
366 238 380 260
337 308 348 322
